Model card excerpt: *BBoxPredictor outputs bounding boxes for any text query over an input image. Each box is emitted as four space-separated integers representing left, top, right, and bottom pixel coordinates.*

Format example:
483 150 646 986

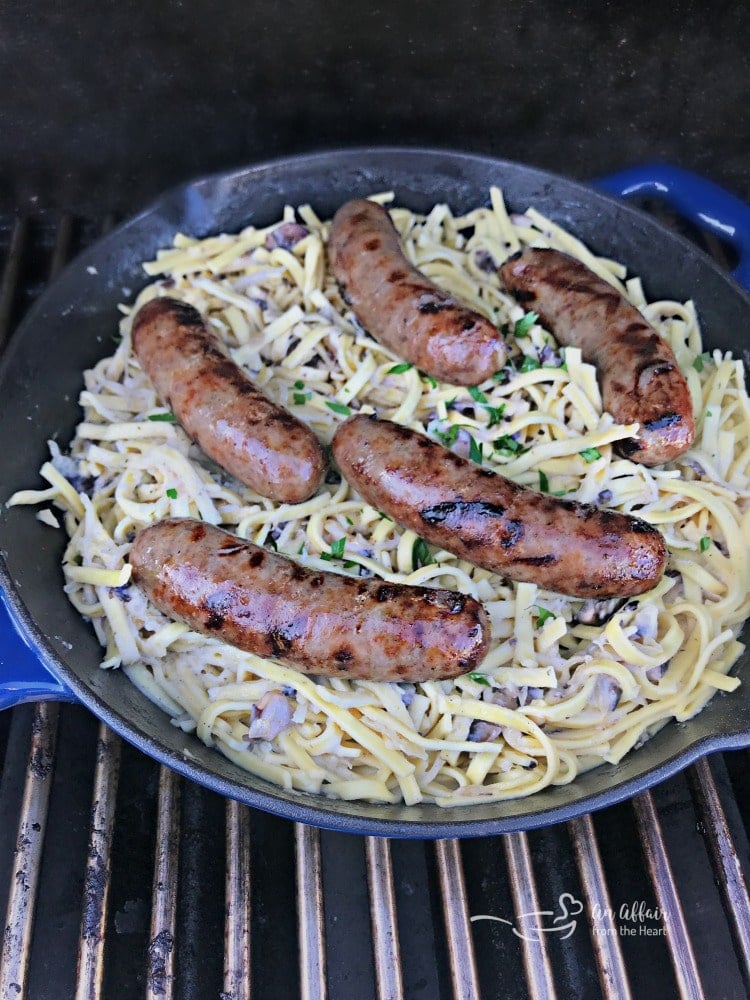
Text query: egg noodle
10 190 750 806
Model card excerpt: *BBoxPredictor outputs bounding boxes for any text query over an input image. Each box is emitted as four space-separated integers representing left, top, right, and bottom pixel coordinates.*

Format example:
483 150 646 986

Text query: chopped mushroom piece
245 691 294 741
468 720 502 743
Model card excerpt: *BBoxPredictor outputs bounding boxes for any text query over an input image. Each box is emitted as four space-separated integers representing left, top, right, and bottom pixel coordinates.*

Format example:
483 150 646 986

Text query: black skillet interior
1 148 749 838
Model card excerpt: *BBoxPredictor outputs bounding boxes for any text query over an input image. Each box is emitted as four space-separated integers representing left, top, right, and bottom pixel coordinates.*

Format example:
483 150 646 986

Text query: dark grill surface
1 211 750 1000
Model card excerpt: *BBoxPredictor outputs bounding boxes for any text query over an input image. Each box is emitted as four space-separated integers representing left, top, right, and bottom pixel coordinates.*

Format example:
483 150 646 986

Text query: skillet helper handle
593 163 750 290
0 588 77 710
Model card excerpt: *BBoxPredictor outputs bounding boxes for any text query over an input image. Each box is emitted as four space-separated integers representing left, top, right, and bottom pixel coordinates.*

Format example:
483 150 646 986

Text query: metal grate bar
503 832 557 1000
295 822 327 1000
0 703 59 999
146 766 182 1000
74 723 122 1000
0 216 28 351
48 214 75 280
633 791 705 999
224 798 252 1000
0 214 74 998
568 815 632 1000
688 758 750 991
365 836 404 1000
435 838 481 1000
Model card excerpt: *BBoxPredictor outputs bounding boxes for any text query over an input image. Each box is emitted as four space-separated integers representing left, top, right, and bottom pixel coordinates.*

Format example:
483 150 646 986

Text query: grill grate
1 210 750 1000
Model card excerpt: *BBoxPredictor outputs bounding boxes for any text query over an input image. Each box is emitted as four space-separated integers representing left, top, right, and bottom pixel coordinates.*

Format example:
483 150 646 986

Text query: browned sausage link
328 199 507 386
499 248 695 466
131 297 325 504
128 518 490 682
332 415 668 599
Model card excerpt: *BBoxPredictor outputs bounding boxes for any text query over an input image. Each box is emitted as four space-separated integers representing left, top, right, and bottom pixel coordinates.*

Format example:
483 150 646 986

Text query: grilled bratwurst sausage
499 248 695 466
132 297 325 503
328 199 507 385
129 518 489 682
332 415 667 599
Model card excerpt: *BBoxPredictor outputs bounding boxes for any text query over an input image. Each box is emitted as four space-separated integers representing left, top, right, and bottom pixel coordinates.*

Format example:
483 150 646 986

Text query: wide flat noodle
9 191 749 806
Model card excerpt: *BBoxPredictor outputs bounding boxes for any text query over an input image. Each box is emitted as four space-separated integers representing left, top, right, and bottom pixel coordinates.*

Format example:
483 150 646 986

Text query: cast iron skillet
2 149 750 838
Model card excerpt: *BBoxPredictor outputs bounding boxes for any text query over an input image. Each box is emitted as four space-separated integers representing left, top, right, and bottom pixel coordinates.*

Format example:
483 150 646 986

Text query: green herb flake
539 470 550 493
293 379 306 390
419 371 439 389
378 510 394 521
493 435 527 456
693 352 711 372
148 411 177 422
166 487 178 500
435 424 461 448
579 447 602 463
468 385 488 404
468 672 491 686
519 355 541 373
514 311 539 338
330 537 346 558
412 537 434 571
535 606 556 625
387 362 414 375
484 404 506 427
293 392 311 405
700 536 711 552
325 400 352 416
468 435 483 464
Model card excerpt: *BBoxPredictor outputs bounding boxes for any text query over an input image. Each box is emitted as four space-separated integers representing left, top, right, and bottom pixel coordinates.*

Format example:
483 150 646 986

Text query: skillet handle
593 163 750 290
0 588 77 710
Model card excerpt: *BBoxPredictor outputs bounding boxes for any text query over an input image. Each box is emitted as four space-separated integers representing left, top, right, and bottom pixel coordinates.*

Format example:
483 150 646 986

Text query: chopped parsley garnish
468 435 483 464
483 404 506 427
468 672 491 686
148 411 177 422
325 400 352 416
699 536 711 552
493 435 528 457
387 362 414 375
292 381 310 403
166 487 178 500
321 537 346 561
535 605 556 626
513 311 539 338
519 355 541 373
693 352 711 372
412 537 434 571
378 510 393 521
580 447 602 463
420 371 439 389
465 386 506 427
539 470 550 493
435 424 463 447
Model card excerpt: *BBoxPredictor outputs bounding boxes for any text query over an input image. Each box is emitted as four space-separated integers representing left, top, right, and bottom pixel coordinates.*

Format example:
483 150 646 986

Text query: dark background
1 0 748 219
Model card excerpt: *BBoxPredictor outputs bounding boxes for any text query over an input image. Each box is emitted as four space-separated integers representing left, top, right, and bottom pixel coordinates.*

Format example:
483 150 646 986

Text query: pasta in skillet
10 189 749 806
